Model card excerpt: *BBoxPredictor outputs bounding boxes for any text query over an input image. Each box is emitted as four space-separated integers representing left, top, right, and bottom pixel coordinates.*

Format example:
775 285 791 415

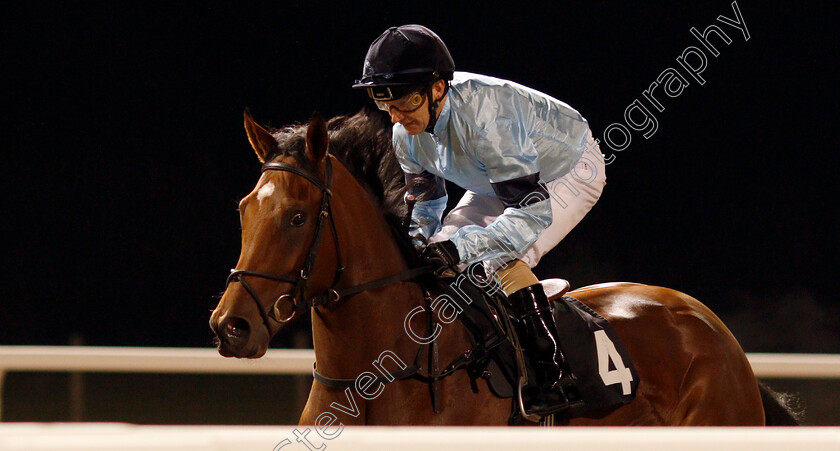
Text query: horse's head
210 111 339 358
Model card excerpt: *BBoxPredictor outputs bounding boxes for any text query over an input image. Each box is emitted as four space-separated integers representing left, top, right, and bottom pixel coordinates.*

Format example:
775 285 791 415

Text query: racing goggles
368 86 427 114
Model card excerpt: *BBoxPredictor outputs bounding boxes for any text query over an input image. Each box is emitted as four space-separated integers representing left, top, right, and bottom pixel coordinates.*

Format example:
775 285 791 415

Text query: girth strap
312 363 421 389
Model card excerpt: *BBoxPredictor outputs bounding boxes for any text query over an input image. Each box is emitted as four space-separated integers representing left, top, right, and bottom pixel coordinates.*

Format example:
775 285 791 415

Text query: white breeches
431 138 606 274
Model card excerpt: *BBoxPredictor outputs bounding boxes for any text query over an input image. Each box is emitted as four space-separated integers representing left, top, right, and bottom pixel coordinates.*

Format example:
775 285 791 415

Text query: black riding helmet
353 25 454 133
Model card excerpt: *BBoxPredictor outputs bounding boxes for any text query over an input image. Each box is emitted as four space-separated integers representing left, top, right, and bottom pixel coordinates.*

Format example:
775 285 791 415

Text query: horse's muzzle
211 315 264 358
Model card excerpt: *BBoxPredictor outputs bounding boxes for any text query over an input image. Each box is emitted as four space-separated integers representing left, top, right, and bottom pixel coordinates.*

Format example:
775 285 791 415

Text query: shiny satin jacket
394 72 592 265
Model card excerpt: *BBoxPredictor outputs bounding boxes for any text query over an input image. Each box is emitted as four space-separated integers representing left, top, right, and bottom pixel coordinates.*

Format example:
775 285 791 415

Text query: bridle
224 156 340 333
225 155 429 334
222 154 506 413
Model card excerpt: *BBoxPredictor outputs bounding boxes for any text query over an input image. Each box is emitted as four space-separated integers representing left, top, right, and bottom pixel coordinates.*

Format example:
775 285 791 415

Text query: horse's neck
310 161 428 377
329 162 409 290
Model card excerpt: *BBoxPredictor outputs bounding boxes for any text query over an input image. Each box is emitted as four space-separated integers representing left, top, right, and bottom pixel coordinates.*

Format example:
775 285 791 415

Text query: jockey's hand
421 240 460 276
410 232 428 251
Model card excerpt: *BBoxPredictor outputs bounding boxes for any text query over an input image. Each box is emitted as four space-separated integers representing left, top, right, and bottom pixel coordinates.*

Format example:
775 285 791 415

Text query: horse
209 109 797 426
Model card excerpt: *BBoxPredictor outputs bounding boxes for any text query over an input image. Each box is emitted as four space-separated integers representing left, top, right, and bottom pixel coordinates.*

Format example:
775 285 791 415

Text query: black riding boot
507 283 582 416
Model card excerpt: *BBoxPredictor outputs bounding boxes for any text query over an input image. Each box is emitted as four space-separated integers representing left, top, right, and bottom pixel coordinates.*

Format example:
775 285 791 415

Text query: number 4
594 330 633 395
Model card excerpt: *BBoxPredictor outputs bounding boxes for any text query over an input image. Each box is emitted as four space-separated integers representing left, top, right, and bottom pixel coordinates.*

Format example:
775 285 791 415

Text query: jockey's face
385 80 447 135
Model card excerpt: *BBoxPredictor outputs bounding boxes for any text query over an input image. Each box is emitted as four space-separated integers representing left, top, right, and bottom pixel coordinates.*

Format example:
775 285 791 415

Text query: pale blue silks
394 72 593 265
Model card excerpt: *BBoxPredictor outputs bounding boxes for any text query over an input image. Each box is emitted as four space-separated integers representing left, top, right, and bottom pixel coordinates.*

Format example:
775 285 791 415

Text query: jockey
353 24 606 417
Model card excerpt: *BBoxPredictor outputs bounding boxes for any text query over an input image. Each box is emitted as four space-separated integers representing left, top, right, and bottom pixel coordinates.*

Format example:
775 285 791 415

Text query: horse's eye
290 212 306 227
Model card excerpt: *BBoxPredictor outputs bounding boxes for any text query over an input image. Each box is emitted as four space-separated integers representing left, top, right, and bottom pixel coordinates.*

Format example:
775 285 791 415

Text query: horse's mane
265 108 421 265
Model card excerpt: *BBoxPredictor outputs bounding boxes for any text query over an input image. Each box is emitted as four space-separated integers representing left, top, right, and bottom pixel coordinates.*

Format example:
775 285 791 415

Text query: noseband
225 156 429 334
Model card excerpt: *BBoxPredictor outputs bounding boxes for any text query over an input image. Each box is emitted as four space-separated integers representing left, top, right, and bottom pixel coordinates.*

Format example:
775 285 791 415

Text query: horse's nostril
224 317 251 338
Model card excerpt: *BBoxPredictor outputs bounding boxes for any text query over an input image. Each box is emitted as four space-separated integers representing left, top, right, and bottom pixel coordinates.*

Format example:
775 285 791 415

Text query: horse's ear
243 109 275 163
305 111 329 163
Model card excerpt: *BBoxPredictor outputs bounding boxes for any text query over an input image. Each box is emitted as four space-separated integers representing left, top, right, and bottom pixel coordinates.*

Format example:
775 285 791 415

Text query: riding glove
421 240 460 276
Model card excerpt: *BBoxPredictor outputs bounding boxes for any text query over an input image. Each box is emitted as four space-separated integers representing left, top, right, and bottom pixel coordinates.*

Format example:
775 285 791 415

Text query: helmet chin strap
424 82 449 134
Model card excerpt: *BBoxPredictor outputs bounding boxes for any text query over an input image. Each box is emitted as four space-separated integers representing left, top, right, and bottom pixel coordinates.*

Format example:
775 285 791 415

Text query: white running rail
0 424 838 450
1 347 838 377
1 347 839 421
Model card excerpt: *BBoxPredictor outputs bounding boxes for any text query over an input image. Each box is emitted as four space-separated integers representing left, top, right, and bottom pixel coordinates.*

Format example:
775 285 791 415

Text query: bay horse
210 109 796 426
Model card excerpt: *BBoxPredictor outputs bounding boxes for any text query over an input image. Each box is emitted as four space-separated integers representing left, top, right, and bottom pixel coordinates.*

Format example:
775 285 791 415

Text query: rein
225 155 431 335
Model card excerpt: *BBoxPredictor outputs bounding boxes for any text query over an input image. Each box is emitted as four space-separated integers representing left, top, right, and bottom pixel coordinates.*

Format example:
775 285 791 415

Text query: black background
2 2 837 352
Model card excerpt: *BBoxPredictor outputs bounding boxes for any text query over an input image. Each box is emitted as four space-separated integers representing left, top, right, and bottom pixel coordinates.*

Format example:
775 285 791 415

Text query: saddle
433 266 639 424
